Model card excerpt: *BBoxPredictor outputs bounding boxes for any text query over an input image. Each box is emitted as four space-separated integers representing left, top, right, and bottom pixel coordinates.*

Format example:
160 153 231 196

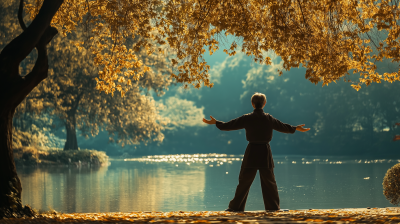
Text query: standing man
202 92 310 212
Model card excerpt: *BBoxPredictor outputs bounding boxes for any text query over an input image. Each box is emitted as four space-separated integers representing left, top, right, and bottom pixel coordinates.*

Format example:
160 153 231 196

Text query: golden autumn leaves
24 0 400 94
9 5 173 148
5 208 400 223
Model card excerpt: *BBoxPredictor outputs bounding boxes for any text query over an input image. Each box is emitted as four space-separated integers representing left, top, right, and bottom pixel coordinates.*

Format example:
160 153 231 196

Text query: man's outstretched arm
272 116 311 133
203 115 246 131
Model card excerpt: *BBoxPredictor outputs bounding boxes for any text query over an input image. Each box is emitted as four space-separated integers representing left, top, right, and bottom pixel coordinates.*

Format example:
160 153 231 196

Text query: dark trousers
228 167 280 211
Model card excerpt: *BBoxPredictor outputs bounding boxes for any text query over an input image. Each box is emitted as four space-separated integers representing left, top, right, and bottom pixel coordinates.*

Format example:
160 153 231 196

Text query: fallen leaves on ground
1 207 400 223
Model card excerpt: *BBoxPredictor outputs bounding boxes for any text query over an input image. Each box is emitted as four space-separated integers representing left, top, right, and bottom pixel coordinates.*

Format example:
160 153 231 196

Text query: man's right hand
296 124 310 132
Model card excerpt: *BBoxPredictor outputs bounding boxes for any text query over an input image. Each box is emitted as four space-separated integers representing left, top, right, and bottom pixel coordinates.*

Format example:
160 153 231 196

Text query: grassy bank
13 147 108 167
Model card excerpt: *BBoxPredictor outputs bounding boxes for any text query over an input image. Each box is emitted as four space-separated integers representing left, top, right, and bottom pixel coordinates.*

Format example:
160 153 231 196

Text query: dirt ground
1 207 400 223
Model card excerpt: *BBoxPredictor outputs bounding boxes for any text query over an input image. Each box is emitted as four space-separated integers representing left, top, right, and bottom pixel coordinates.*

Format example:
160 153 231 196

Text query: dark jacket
216 108 296 168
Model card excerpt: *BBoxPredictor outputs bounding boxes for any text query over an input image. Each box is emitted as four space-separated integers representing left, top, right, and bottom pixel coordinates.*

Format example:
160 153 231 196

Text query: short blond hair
251 92 266 109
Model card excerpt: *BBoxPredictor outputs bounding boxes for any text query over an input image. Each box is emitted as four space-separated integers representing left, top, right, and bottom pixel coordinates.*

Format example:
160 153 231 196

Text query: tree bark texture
0 0 63 218
64 111 79 150
0 109 25 217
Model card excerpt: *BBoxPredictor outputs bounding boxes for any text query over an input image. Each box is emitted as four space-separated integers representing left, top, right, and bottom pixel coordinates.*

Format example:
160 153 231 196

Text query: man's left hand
203 116 217 125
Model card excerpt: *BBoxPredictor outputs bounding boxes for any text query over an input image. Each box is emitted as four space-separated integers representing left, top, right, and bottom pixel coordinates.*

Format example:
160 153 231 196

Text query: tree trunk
64 111 79 150
0 109 22 216
0 109 35 218
0 0 63 218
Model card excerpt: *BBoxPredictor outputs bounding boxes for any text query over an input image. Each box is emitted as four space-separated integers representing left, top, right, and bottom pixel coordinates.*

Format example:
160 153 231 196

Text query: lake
17 154 398 213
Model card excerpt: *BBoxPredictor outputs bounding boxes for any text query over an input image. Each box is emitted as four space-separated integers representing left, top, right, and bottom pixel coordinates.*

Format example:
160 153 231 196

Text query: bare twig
296 0 307 29
18 0 27 31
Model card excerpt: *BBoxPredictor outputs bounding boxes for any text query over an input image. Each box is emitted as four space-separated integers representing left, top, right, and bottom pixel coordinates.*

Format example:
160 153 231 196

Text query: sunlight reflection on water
122 154 400 165
124 153 243 164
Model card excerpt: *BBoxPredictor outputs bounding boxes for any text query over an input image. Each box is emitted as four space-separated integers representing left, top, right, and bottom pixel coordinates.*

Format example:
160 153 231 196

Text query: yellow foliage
5 0 174 147
21 0 400 92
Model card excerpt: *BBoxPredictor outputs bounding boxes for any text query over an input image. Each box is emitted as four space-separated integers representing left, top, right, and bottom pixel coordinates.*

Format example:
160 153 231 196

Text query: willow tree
2 0 400 217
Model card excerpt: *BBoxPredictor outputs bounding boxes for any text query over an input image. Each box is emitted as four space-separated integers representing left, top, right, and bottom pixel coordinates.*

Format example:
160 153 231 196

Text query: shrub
43 149 108 165
12 128 33 149
13 126 65 150
13 147 108 167
383 163 400 205
13 146 41 165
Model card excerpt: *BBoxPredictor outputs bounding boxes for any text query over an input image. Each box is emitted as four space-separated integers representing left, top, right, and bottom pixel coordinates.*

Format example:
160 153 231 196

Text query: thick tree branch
0 0 63 71
10 49 49 107
10 25 58 107
72 91 85 112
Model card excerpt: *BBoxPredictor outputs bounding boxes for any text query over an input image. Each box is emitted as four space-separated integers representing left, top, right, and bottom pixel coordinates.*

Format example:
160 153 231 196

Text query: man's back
216 108 296 143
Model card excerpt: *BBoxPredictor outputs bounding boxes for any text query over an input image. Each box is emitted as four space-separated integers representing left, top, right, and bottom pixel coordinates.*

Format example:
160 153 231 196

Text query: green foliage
12 124 60 150
13 147 41 166
12 129 33 149
43 149 108 165
13 147 108 167
12 125 108 166
383 163 400 205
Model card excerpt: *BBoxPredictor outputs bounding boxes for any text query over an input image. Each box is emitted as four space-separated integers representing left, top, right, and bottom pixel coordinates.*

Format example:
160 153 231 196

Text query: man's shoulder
238 113 251 119
262 112 275 121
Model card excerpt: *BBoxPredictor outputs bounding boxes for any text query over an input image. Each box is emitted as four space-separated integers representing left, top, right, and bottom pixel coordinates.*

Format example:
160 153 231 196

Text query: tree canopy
23 0 400 93
16 26 172 150
0 0 174 151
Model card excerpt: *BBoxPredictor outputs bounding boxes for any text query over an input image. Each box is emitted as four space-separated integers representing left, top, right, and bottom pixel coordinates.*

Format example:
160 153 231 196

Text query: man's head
251 92 266 109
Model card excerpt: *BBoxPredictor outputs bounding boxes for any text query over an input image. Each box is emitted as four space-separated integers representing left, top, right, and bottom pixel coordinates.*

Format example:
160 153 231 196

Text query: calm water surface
17 154 398 213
